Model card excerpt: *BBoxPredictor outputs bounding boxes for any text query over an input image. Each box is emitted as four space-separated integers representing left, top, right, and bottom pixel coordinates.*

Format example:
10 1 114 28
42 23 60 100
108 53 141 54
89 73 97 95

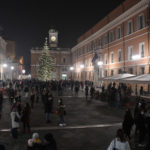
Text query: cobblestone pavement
0 89 144 150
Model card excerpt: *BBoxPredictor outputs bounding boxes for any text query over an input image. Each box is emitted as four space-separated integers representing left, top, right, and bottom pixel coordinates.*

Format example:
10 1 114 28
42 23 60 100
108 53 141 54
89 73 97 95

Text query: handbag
14 113 19 122
56 110 59 115
113 139 118 150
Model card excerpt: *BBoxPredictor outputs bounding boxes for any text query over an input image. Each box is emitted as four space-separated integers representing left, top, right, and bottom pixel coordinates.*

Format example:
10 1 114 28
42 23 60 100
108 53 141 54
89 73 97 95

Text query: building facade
31 29 71 80
6 41 16 61
0 36 7 80
71 0 150 90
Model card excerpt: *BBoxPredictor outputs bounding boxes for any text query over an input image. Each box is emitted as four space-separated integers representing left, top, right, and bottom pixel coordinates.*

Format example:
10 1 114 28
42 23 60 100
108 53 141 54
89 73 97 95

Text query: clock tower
49 29 58 48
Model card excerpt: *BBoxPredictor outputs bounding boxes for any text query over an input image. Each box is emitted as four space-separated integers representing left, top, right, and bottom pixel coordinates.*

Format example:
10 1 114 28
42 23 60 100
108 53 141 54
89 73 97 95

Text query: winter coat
85 87 89 95
21 107 31 123
43 139 57 150
44 97 52 113
27 143 43 150
58 105 65 117
122 111 134 136
10 111 20 128
107 138 131 150
137 113 145 131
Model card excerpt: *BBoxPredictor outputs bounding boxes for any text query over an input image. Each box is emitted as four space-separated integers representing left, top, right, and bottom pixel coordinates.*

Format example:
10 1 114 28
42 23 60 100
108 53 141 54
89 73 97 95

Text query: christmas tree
37 38 54 81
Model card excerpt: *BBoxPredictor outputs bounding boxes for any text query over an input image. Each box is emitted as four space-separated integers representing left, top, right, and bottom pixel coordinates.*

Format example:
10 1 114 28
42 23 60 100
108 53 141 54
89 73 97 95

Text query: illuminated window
111 70 114 76
110 52 114 63
104 34 108 45
140 67 145 74
98 38 102 48
118 50 122 62
128 46 133 60
136 13 145 30
116 26 122 39
127 20 133 35
104 53 108 64
63 58 66 63
109 31 114 42
139 42 145 58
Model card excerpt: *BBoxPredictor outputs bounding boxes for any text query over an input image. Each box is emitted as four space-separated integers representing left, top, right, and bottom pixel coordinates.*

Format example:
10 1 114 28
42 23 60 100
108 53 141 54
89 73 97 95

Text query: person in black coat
43 133 57 150
122 108 134 139
145 112 150 149
90 86 95 99
85 86 89 101
137 110 146 145
44 93 53 123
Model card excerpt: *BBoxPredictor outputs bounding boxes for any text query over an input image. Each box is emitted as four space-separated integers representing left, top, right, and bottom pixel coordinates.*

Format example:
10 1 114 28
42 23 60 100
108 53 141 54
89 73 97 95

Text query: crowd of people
107 97 150 150
0 79 150 149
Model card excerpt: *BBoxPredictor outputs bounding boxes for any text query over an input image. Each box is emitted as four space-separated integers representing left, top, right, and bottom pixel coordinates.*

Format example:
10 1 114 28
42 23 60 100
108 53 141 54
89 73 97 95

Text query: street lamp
70 67 74 79
22 69 25 74
70 67 74 70
97 61 103 86
80 64 84 69
132 55 140 61
3 64 7 68
80 64 85 81
11 66 14 70
10 66 14 80
97 61 103 66
132 54 140 95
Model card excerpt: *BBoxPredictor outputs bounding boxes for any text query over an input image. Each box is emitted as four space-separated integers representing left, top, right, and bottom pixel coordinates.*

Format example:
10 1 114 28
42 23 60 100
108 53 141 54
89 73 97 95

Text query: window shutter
136 16 139 30
131 21 133 33
116 29 118 39
126 22 129 35
120 27 122 38
143 14 145 27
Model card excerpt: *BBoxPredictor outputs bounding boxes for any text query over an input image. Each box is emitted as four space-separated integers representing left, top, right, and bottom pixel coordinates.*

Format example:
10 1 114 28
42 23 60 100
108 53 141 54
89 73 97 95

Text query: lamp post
22 69 25 74
97 61 103 78
80 64 84 81
11 66 14 80
70 66 74 79
97 61 103 87
132 55 140 95
21 69 25 80
3 64 8 68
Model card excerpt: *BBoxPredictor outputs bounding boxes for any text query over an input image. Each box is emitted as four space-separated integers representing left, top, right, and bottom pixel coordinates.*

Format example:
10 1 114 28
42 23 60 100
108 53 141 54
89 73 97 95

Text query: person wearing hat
27 133 42 150
43 133 57 150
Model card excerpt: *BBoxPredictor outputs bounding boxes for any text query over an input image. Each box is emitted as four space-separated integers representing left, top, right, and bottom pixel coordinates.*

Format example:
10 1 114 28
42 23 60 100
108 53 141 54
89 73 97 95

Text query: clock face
51 36 56 42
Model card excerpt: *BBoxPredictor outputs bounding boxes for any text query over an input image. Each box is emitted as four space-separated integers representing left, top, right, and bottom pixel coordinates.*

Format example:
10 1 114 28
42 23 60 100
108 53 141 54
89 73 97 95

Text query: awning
121 74 150 84
102 73 135 82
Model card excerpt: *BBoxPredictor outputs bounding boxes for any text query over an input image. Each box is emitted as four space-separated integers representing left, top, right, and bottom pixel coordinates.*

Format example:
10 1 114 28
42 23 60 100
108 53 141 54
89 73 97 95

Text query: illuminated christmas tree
37 38 54 81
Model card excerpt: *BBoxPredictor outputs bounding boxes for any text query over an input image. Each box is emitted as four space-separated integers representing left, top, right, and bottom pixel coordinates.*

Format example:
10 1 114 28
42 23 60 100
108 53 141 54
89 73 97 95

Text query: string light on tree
37 37 54 81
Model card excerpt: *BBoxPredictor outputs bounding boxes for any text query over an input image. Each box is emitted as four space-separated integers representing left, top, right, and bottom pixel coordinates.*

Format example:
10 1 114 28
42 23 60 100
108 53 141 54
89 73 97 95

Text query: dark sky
0 0 125 73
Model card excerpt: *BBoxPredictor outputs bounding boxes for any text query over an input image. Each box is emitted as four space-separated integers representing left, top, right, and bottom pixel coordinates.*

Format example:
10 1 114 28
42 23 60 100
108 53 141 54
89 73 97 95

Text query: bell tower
49 29 58 48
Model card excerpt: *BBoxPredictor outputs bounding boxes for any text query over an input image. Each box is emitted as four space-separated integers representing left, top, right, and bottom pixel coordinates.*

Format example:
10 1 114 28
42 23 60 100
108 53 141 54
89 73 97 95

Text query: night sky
0 0 125 73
